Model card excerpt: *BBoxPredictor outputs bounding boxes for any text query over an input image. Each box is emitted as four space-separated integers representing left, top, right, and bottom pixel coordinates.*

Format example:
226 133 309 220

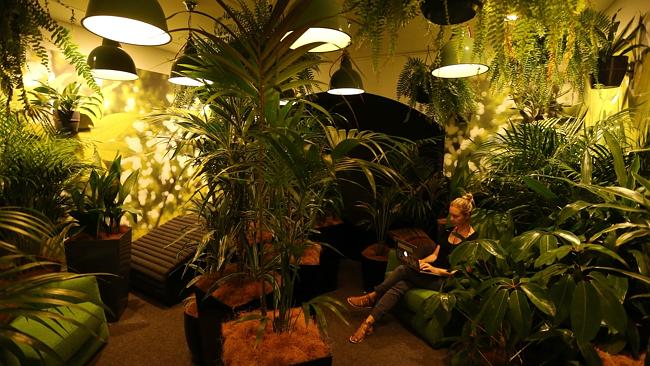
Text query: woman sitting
346 193 478 344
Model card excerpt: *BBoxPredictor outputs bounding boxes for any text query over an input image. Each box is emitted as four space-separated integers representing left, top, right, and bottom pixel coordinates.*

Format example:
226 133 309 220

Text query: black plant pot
420 0 482 25
65 227 132 322
55 110 81 135
591 55 629 88
184 306 203 366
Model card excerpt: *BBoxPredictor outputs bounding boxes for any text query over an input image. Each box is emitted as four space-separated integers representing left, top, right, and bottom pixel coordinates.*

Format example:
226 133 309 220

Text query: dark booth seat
130 215 205 305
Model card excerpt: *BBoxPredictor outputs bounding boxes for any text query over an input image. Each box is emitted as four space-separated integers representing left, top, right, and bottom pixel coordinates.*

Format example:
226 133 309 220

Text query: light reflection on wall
24 51 196 239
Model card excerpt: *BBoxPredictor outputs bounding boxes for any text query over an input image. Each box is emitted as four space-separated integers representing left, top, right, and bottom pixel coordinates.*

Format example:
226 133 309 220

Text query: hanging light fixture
286 0 351 53
431 31 489 78
87 38 139 81
169 38 210 86
168 1 210 87
82 0 171 46
328 51 364 95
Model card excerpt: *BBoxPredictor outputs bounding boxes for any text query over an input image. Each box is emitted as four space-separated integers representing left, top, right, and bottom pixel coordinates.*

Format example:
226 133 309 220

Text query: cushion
9 302 107 366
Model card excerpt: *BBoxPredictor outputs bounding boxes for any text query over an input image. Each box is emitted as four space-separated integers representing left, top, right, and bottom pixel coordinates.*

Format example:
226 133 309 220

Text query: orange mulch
221 308 330 366
194 266 277 309
362 243 389 261
183 294 198 318
298 242 322 266
597 349 646 366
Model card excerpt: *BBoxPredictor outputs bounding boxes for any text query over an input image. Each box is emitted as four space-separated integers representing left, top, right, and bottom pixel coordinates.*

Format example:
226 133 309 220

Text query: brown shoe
347 292 377 309
349 318 374 344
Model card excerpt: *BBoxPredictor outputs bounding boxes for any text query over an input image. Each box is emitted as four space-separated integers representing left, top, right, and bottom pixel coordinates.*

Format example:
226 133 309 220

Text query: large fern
0 0 100 111
397 57 476 125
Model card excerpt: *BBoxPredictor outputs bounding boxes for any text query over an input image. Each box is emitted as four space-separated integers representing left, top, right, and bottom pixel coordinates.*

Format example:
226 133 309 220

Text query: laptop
396 240 437 275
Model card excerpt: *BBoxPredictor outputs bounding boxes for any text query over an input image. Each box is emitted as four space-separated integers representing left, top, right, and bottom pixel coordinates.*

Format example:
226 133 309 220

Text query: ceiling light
505 14 519 21
82 0 171 46
168 38 211 86
432 35 489 78
328 51 364 95
87 38 139 81
286 0 350 52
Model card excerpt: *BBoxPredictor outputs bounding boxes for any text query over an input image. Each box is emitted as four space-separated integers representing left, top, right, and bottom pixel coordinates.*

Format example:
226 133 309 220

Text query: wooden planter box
65 227 131 322
193 272 273 366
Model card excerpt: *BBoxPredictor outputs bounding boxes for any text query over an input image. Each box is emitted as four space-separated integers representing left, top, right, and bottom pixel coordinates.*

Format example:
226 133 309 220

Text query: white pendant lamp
286 0 351 53
432 34 489 78
82 0 171 46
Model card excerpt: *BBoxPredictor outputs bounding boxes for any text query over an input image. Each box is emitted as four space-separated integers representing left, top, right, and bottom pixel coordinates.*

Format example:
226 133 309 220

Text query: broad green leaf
422 294 441 320
534 245 572 268
603 130 628 187
591 266 650 286
571 281 601 342
590 275 627 333
629 250 650 276
606 274 629 304
481 288 509 336
522 176 559 202
520 282 556 316
514 231 542 262
508 290 532 339
550 276 575 325
439 293 456 312
557 201 591 225
553 230 581 246
477 239 507 259
582 244 628 266
616 229 650 247
538 234 559 254
449 241 479 266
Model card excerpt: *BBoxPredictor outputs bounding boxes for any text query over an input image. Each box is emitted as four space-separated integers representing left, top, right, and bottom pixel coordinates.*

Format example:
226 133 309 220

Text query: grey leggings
370 265 443 321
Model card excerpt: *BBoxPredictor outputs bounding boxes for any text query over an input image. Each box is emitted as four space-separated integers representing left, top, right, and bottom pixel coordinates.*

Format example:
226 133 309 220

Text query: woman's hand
419 261 434 272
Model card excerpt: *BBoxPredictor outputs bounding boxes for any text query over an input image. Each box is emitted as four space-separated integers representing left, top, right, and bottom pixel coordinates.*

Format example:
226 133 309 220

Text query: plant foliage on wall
0 0 99 111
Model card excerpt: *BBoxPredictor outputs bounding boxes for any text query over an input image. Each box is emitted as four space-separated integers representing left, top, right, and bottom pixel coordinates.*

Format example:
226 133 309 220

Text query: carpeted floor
91 259 447 366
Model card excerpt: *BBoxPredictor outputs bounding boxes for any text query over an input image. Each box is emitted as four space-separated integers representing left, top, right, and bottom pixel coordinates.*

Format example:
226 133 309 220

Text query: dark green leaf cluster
0 112 84 227
397 57 476 125
68 153 139 238
0 0 99 110
344 0 421 62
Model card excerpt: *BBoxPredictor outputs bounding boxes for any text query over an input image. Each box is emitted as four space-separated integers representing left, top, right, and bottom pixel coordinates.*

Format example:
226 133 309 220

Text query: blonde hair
451 193 474 217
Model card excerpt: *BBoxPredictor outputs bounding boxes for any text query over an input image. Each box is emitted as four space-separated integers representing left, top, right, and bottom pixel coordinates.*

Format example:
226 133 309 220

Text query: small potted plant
592 12 649 88
65 152 139 321
31 81 102 134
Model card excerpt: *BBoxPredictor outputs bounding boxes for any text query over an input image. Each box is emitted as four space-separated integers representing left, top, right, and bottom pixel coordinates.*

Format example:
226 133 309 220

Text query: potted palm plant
65 153 138 321
31 82 103 134
591 12 649 88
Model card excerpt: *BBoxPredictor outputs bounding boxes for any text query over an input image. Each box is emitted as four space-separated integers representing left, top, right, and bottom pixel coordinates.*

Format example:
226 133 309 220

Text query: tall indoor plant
156 0 411 364
65 153 139 321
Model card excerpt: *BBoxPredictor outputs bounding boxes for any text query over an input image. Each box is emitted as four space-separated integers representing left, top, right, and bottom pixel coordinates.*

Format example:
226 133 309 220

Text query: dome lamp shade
328 52 364 95
82 0 171 46
168 38 211 87
420 0 482 25
286 0 351 53
87 38 139 81
431 35 489 78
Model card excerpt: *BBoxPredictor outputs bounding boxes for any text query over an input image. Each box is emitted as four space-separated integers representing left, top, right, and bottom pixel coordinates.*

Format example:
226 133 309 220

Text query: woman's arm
420 262 456 276
419 244 440 265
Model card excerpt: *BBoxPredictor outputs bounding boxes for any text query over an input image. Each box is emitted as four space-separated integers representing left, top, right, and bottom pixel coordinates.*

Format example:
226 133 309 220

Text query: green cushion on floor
10 302 106 366
402 288 438 312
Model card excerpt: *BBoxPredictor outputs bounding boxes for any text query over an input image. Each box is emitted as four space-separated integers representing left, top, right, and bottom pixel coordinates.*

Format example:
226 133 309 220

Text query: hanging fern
475 0 610 119
397 57 476 125
0 0 100 111
344 0 421 64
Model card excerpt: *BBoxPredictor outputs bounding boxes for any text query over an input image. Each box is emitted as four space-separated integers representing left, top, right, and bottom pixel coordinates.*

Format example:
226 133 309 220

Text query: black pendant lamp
82 0 171 46
431 33 488 78
420 0 482 25
328 51 364 95
169 38 209 86
287 0 351 52
87 38 139 81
